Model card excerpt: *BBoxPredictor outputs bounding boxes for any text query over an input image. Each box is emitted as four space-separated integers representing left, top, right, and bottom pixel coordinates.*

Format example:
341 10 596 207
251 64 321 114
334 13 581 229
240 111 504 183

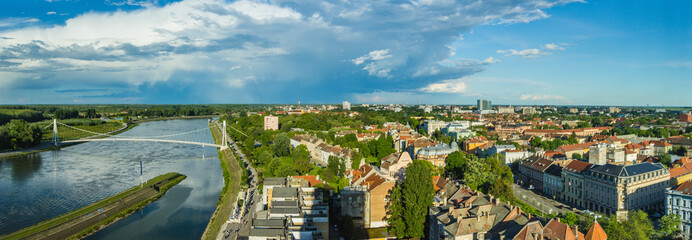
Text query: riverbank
0 121 133 160
201 122 242 240
0 172 187 240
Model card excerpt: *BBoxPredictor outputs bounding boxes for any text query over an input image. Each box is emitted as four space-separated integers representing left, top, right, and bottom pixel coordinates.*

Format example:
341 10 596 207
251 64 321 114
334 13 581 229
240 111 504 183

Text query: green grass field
201 123 242 240
32 119 124 142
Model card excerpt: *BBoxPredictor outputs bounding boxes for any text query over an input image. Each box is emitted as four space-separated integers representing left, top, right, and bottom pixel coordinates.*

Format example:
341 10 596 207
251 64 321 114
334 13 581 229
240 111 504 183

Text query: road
513 184 572 216
214 126 260 240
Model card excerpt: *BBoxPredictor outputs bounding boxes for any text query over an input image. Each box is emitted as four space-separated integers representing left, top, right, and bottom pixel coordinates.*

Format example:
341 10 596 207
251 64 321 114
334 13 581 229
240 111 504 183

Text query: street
512 184 572 216
214 123 260 240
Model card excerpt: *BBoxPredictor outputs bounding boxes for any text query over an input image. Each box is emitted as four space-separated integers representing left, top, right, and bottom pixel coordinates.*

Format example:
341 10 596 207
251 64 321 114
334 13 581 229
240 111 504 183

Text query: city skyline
0 0 689 105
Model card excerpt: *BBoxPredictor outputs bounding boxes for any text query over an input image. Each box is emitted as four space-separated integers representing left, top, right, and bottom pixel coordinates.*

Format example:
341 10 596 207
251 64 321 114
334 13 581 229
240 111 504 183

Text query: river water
0 119 223 239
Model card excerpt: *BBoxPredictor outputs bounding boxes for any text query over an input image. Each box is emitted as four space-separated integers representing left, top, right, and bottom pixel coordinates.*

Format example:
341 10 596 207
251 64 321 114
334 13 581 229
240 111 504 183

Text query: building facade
562 160 594 209
584 162 670 219
477 99 492 111
666 181 692 239
264 115 279 131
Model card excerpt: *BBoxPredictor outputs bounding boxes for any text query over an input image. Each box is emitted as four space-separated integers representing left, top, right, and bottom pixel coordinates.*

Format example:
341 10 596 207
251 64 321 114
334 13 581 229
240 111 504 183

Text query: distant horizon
0 103 690 109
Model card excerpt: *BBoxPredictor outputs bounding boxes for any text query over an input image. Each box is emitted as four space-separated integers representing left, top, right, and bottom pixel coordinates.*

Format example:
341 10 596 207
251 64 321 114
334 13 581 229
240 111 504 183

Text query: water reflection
0 119 223 239
8 153 42 184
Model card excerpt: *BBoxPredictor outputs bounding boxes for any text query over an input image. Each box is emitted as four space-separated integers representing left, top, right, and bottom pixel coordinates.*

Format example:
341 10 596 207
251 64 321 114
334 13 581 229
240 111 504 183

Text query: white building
342 101 351 110
501 150 531 164
589 143 625 165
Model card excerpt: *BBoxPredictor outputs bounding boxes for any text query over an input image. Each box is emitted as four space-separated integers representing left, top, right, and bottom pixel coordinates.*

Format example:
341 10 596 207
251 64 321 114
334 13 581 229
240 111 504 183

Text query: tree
559 212 579 226
657 214 682 240
387 160 435 238
445 151 467 180
291 145 312 174
601 210 654 240
627 210 654 240
85 108 98 118
659 153 672 165
328 155 346 177
572 153 582 159
567 132 578 144
0 119 43 150
273 133 291 157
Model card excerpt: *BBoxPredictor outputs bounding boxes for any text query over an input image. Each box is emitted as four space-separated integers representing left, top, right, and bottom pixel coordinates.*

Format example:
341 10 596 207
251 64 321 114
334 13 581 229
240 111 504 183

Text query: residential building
543 164 565 200
264 115 279 131
522 107 537 115
445 128 476 141
524 127 612 139
478 99 492 111
584 162 670 218
424 120 451 136
462 136 490 152
290 135 355 168
379 152 413 181
497 106 515 114
428 180 601 240
669 157 692 186
495 123 532 135
681 112 692 122
588 143 625 165
569 108 579 114
562 160 594 209
416 142 459 168
341 164 396 229
428 184 534 240
666 181 692 238
609 107 621 114
250 177 329 240
501 149 532 165
517 156 554 191
487 144 517 157
342 101 351 110
556 142 601 159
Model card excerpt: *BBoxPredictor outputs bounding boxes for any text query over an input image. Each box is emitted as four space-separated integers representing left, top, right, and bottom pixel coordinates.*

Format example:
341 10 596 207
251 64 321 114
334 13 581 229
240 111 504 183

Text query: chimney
557 218 560 223
573 225 578 238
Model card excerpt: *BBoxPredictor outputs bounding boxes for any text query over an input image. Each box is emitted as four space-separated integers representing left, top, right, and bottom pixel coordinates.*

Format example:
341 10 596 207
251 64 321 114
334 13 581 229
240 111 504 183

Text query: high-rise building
681 112 692 122
263 115 279 130
342 101 351 110
477 99 492 111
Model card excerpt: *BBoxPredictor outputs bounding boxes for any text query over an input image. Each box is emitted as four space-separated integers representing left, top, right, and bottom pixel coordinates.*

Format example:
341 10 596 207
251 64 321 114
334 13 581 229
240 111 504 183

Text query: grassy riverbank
0 172 186 240
201 122 242 240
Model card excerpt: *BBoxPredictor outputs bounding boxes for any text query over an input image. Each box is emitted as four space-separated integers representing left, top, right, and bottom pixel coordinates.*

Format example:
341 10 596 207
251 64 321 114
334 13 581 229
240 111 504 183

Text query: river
0 119 224 239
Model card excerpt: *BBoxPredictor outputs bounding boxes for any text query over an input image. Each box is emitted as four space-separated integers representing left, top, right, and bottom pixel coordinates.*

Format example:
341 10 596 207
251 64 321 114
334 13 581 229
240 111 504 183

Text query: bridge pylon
51 119 59 146
222 120 227 145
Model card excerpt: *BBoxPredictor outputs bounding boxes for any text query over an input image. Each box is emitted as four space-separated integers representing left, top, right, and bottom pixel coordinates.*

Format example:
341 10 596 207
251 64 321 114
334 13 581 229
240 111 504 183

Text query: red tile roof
585 221 607 240
292 175 324 187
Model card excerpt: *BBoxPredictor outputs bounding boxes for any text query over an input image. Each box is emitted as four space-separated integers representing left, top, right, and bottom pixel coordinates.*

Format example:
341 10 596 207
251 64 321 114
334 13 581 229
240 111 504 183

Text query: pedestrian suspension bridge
45 119 230 149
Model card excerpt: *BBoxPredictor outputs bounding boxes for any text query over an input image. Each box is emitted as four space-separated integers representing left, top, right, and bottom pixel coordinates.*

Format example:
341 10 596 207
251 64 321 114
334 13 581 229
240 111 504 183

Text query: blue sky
0 0 689 105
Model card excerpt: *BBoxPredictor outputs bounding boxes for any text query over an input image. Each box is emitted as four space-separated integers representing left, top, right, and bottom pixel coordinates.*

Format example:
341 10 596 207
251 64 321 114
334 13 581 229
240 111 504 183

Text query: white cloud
482 56 500 64
419 78 467 93
351 49 391 65
497 48 549 58
0 0 583 103
46 12 57 15
544 43 565 50
520 94 572 103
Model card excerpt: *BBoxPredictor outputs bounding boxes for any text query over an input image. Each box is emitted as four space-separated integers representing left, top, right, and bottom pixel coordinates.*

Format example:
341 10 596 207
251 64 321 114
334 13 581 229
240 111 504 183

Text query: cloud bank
0 0 580 103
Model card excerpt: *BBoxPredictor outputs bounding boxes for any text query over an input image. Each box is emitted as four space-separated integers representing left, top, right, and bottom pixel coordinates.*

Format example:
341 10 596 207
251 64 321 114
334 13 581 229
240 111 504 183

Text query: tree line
0 119 43 150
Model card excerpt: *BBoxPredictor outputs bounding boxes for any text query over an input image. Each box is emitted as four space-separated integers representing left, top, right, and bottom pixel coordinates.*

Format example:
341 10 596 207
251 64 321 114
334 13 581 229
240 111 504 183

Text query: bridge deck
62 138 227 149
